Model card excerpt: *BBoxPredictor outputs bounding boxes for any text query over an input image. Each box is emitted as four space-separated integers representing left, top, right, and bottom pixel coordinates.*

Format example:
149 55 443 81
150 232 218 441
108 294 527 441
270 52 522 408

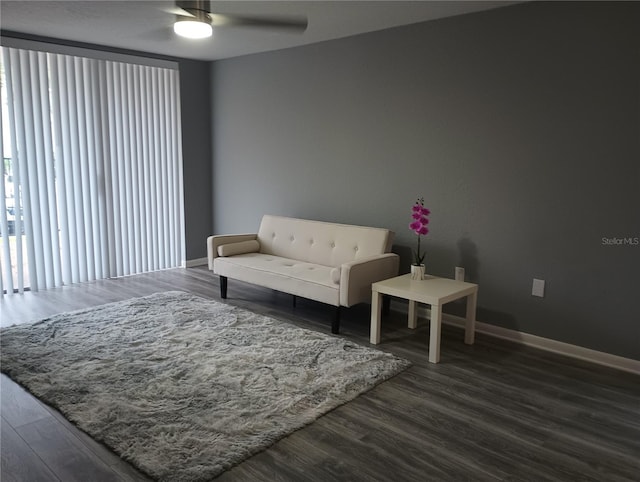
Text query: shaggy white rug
0 291 410 481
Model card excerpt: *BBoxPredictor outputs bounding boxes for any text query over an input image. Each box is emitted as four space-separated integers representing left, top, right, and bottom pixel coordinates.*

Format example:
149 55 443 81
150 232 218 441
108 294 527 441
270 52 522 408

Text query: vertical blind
0 46 185 295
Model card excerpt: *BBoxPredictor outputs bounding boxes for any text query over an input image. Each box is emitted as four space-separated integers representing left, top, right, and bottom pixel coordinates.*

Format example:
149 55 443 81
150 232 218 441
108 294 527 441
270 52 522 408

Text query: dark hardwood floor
1 266 639 481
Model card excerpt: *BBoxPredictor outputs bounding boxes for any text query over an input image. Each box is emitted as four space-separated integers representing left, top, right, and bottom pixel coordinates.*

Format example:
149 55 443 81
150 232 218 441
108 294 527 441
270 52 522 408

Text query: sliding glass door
0 46 185 295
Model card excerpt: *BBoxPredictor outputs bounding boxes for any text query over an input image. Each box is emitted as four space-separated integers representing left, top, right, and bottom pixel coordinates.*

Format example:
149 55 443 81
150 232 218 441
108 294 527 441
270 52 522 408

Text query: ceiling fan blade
162 6 196 18
211 14 308 33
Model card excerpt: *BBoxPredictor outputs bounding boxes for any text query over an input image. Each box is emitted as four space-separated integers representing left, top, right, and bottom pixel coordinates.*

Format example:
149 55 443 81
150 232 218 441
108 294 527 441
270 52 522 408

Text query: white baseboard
390 300 640 375
185 257 208 268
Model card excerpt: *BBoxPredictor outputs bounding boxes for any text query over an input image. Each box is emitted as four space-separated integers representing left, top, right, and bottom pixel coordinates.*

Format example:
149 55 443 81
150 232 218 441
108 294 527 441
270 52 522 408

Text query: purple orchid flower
409 197 430 266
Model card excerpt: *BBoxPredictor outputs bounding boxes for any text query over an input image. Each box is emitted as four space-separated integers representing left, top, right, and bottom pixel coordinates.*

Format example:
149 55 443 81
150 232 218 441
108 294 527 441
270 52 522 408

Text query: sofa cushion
256 215 394 268
217 239 260 257
214 253 339 306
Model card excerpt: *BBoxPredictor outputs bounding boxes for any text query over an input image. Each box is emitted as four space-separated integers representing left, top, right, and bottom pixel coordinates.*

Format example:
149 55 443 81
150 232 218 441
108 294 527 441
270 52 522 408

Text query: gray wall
179 59 212 260
210 1 640 359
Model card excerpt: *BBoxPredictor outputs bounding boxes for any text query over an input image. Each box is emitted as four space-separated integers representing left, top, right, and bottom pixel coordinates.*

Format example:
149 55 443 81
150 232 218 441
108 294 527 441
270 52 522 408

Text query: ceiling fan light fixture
174 18 212 39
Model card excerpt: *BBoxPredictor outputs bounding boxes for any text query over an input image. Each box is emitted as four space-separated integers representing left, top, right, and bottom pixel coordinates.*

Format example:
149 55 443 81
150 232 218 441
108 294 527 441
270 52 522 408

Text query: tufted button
354 246 359 252
309 238 314 245
330 242 335 248
290 235 295 242
271 232 276 238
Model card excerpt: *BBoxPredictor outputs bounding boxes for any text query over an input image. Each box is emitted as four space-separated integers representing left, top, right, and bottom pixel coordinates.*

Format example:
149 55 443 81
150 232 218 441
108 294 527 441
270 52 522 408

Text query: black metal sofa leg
332 306 341 334
220 276 228 299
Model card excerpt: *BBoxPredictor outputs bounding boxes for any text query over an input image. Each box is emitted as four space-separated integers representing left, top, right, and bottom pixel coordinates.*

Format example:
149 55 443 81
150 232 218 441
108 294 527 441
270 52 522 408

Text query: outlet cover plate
532 278 545 297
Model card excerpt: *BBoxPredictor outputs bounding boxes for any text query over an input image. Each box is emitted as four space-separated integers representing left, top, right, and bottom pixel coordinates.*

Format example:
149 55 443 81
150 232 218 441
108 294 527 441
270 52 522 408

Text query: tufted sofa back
257 215 395 268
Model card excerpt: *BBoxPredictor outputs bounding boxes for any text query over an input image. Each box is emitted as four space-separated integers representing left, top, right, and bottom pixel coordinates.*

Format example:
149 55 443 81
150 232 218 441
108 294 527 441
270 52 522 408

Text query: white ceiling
0 1 518 61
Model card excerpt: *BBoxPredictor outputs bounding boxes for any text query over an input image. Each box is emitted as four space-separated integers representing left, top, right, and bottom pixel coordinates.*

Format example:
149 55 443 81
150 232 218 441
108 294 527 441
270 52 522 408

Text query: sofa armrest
207 234 257 270
339 253 399 307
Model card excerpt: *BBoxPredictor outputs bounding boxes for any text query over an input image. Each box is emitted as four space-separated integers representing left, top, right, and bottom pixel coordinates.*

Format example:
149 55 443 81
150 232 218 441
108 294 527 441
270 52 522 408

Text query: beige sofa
207 215 399 333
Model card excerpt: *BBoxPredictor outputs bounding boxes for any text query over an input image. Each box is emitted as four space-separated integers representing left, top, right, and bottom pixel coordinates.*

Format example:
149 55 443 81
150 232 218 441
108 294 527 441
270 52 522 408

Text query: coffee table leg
408 300 418 329
370 290 382 344
464 289 477 345
429 303 442 363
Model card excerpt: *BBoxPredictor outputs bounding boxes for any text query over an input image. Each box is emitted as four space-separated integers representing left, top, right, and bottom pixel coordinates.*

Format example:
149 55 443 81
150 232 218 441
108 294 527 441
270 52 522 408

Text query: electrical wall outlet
532 278 545 297
455 267 465 281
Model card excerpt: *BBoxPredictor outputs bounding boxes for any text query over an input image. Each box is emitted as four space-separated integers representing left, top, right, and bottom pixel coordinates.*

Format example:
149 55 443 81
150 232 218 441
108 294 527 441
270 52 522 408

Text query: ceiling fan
167 0 308 39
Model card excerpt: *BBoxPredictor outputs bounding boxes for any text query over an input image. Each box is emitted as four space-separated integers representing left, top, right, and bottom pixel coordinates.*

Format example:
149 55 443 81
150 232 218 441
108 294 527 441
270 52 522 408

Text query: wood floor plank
0 374 52 429
38 403 152 482
309 408 477 481
13 417 123 482
363 381 606 482
0 417 60 482
1 266 639 482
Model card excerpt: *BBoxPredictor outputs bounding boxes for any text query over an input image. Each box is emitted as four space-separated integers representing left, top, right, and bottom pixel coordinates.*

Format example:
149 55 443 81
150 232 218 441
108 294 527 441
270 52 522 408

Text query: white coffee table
370 274 478 363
